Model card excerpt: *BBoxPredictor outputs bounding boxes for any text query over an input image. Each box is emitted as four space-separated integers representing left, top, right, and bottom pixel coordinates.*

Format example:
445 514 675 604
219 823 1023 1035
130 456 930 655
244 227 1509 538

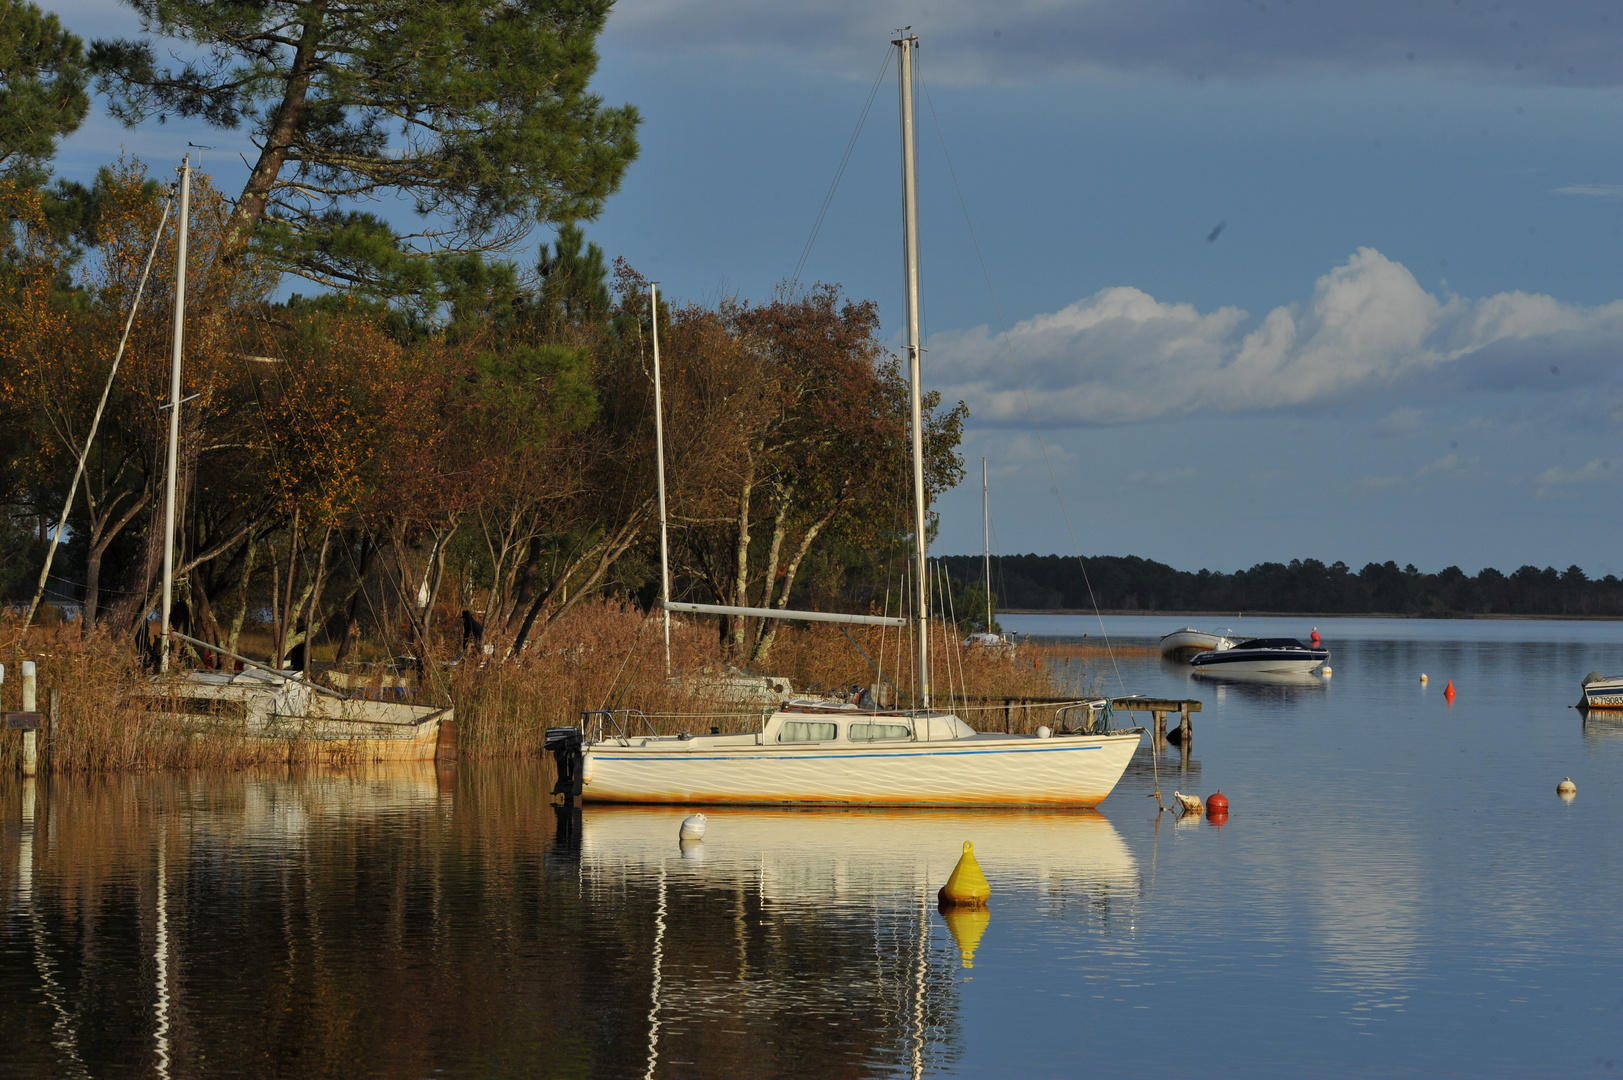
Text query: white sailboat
561 34 1141 807
140 158 450 761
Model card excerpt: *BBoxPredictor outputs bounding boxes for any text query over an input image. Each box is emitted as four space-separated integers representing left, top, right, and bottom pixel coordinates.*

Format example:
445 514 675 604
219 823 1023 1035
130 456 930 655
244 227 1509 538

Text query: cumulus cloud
609 0 1623 87
926 248 1623 426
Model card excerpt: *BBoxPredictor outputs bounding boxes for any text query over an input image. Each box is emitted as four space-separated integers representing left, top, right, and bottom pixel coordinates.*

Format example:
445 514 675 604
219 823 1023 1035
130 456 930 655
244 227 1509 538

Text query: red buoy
1206 790 1229 813
1310 629 1321 646
1444 680 1456 703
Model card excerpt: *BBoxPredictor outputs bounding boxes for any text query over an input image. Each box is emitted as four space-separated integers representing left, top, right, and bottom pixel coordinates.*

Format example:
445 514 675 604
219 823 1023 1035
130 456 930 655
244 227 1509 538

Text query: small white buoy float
679 813 707 841
1420 673 1428 684
1035 725 1052 739
1557 777 1577 799
1172 790 1203 816
1321 666 1333 677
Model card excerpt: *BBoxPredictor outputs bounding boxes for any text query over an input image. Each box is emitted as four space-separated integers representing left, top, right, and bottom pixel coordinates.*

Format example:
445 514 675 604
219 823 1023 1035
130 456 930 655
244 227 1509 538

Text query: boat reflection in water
577 806 1140 1078
1191 667 1327 701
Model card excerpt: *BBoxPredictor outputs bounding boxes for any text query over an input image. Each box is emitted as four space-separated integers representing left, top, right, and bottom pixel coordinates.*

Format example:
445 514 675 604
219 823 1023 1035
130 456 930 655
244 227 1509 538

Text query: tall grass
1 616 333 773
1 600 1116 773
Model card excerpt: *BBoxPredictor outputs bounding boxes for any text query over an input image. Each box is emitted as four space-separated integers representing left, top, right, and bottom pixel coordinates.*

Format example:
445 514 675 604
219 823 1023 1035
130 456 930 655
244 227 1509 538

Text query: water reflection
3 768 1142 1079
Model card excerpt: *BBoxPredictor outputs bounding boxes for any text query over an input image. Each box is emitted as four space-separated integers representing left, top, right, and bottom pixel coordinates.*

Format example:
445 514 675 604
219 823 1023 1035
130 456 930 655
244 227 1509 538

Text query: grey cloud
925 248 1623 426
610 0 1623 87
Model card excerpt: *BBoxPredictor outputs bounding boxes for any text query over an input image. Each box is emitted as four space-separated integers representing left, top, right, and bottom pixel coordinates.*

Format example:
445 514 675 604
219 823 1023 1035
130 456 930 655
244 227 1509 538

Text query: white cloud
928 247 1623 426
1416 453 1461 476
1551 184 1623 198
1375 407 1425 437
1536 458 1614 489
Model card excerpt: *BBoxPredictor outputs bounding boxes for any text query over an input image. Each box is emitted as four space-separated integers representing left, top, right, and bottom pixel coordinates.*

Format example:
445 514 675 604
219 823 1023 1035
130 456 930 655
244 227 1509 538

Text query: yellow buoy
942 906 991 968
937 840 991 909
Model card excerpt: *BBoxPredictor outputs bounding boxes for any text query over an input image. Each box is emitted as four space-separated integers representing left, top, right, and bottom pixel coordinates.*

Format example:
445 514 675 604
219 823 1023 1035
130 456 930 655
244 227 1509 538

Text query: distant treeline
940 555 1623 617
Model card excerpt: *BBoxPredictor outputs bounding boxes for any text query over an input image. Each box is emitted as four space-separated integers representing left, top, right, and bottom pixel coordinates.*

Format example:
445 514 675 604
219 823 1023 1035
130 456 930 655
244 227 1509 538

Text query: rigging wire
790 48 894 290
915 53 1125 693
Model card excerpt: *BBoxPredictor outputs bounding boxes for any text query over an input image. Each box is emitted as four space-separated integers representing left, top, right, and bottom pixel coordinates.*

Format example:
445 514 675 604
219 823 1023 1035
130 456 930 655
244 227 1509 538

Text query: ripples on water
2 616 1622 1077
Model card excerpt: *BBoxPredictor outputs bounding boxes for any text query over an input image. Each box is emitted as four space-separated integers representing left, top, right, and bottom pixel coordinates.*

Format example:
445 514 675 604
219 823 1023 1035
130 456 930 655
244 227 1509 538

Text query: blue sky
47 0 1623 576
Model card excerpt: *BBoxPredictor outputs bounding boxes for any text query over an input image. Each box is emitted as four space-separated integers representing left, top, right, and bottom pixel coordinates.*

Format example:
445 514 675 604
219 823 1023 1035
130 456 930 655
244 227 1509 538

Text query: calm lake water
3 615 1621 1078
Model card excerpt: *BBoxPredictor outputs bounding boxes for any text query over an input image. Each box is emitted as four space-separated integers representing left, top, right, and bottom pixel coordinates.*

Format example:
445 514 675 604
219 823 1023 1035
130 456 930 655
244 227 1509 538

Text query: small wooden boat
1159 628 1236 661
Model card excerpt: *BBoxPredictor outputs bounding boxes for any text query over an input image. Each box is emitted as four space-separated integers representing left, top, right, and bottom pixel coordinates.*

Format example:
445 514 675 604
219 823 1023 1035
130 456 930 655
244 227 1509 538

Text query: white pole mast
650 282 672 675
159 157 190 674
983 457 992 631
895 31 929 712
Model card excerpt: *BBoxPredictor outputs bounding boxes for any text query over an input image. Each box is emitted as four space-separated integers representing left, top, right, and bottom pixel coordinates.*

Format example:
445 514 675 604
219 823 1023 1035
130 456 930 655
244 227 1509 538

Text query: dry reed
0 600 1125 773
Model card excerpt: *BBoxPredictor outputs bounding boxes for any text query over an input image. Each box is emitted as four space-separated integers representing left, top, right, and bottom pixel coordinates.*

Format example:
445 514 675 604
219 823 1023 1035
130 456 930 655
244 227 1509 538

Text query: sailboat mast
982 457 991 630
896 31 930 712
159 157 191 674
650 282 672 674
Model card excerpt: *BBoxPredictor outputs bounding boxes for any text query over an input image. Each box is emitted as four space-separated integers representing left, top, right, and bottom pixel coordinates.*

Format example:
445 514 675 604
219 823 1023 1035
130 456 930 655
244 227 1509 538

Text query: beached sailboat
136 159 450 761
558 34 1142 807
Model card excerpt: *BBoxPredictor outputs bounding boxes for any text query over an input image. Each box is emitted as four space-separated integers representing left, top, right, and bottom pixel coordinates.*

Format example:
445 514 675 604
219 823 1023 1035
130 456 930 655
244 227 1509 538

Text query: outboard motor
545 726 584 800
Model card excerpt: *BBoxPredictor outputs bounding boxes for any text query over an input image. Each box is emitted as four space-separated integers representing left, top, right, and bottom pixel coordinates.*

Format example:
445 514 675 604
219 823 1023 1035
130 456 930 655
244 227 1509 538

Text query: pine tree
89 0 639 294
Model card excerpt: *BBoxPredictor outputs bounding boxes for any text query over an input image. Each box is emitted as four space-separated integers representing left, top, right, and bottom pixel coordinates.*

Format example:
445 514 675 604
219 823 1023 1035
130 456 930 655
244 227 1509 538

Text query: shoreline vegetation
0 600 1090 775
945 554 1623 619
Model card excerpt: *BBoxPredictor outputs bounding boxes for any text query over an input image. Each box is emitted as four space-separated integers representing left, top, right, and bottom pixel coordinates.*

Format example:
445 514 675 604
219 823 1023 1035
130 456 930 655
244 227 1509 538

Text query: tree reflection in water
1 767 1138 1078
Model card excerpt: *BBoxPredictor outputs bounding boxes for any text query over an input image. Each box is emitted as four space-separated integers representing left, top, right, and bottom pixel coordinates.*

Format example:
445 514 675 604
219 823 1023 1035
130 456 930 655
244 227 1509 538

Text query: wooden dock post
1003 698 1012 734
1151 710 1166 750
21 661 36 777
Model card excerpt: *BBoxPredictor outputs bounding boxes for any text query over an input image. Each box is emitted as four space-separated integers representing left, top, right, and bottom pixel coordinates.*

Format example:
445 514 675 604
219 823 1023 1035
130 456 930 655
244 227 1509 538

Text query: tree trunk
332 533 375 664
749 497 844 666
730 457 755 657
227 529 258 656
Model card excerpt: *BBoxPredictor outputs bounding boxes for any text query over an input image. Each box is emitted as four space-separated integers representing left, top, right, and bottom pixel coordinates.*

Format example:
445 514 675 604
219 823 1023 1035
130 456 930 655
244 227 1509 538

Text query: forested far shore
941 554 1623 619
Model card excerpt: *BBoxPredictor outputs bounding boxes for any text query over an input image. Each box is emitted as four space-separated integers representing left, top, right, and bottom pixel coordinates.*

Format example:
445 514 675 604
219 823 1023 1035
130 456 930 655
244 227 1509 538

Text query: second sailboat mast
896 32 930 712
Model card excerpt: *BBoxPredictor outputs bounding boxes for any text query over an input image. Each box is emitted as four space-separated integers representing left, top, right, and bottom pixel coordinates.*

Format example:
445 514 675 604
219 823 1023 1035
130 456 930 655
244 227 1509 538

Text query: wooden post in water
48 689 58 764
21 661 36 777
1152 709 1166 751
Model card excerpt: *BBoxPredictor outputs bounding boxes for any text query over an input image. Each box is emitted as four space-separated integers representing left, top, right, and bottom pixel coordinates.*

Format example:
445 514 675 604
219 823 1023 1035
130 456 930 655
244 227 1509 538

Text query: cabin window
849 722 911 741
777 721 838 743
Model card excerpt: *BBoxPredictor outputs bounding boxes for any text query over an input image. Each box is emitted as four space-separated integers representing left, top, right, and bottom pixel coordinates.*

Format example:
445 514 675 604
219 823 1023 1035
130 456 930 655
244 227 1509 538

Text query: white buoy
1420 673 1428 684
1321 666 1332 677
1557 777 1577 798
679 813 707 841
1035 725 1052 739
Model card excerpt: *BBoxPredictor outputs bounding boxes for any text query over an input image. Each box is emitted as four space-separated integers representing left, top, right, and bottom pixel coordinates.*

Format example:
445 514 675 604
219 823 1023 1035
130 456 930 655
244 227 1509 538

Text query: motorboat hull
1160 628 1234 661
1189 647 1328 674
1579 676 1623 710
581 729 1142 807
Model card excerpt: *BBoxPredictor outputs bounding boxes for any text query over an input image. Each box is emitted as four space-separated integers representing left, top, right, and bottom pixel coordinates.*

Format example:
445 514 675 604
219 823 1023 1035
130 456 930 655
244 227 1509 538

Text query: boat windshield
1235 637 1307 650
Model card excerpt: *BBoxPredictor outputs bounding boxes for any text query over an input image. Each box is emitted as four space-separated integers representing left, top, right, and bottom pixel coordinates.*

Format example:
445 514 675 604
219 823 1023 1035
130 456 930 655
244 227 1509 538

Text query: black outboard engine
545 726 584 800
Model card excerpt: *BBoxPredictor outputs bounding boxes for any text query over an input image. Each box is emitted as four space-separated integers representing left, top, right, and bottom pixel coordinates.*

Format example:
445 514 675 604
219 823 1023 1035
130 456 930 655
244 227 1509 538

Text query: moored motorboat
1159 628 1235 661
1578 671 1623 710
1189 636 1328 674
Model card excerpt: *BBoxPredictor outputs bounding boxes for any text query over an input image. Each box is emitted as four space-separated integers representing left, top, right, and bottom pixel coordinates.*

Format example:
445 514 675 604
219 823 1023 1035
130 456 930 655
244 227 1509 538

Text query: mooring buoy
938 840 990 909
679 813 707 841
1557 777 1577 799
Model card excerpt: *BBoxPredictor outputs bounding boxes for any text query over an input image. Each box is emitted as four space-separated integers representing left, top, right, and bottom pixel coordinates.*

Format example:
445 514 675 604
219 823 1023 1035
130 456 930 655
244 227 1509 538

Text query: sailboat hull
581 731 1142 807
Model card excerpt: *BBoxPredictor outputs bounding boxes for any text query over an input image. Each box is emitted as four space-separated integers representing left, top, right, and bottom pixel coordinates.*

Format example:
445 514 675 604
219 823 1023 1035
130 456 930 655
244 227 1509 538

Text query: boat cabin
764 706 976 744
